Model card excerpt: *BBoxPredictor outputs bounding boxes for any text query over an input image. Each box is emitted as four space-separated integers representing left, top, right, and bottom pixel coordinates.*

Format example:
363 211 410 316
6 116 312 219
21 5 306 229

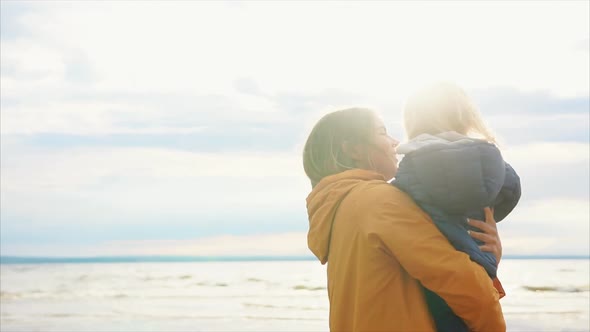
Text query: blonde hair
303 108 377 187
403 82 496 143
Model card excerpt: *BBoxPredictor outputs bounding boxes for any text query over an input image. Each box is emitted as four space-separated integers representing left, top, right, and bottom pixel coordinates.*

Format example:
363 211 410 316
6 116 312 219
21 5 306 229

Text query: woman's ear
341 141 365 162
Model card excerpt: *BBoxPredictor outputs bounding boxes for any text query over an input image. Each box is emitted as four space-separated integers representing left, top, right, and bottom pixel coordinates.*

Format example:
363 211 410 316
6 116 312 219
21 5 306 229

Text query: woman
303 108 505 331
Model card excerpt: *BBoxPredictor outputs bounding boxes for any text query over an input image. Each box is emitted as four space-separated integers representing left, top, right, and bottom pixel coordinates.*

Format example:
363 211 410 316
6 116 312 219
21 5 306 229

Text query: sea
1 257 588 332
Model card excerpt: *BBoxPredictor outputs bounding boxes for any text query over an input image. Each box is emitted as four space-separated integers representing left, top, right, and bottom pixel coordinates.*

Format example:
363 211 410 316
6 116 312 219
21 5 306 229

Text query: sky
0 1 588 257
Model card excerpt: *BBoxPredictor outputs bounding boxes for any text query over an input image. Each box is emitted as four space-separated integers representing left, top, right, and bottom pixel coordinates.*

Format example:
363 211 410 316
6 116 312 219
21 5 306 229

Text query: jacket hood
306 169 384 264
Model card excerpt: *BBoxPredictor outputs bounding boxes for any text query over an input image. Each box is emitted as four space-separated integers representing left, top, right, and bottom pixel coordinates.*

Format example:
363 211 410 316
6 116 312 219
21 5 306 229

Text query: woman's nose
390 137 400 147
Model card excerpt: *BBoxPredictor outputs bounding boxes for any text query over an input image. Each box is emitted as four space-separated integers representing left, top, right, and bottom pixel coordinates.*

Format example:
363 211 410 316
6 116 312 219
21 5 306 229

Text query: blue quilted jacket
392 132 521 332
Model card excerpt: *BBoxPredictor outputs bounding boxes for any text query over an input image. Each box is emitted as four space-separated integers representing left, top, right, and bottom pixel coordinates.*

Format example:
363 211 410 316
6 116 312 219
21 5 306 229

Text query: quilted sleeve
492 162 522 222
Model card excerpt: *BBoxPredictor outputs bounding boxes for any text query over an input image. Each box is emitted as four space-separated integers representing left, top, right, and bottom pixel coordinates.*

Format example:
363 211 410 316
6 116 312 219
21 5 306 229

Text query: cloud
0 92 285 136
1 3 587 145
490 113 589 144
474 88 589 115
1 2 588 256
575 37 589 53
1 145 306 190
2 1 589 100
0 1 36 40
0 144 311 246
2 91 586 153
501 142 589 200
499 198 589 255
502 199 589 233
2 140 587 254
503 142 589 166
461 88 589 144
1 40 65 79
0 232 311 257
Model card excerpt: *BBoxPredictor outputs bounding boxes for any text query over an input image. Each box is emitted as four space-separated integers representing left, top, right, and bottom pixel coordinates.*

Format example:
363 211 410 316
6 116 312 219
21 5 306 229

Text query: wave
0 255 317 264
1 290 50 300
243 315 324 321
504 311 584 315
522 285 590 293
293 285 325 291
1 291 130 300
141 275 194 281
243 303 324 311
1 292 307 300
188 281 229 287
1 291 22 300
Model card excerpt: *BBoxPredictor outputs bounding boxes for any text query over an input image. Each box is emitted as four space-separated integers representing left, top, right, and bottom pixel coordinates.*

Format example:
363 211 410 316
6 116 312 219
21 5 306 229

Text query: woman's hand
467 207 502 265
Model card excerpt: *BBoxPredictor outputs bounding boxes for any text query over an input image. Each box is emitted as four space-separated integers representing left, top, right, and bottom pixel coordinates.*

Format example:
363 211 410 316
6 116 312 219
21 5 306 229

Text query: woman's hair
303 108 376 187
403 82 496 143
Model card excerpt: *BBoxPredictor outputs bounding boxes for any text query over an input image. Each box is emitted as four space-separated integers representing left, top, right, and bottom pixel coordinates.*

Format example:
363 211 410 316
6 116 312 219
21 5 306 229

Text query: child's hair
303 108 376 187
403 82 496 144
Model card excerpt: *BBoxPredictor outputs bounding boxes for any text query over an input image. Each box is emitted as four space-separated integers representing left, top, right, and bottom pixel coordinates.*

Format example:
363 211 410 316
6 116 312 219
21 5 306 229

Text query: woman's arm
469 207 506 298
468 207 502 264
372 187 506 332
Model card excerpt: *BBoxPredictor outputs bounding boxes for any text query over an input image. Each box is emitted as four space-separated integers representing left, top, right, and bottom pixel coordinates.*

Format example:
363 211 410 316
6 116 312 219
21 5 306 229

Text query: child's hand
467 207 502 265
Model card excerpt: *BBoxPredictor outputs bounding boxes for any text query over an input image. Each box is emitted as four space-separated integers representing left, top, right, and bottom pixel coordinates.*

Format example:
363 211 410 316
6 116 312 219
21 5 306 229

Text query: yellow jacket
307 169 505 332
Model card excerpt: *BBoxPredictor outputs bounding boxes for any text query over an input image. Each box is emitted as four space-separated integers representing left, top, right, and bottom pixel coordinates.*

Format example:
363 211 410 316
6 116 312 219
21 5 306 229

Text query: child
393 82 521 332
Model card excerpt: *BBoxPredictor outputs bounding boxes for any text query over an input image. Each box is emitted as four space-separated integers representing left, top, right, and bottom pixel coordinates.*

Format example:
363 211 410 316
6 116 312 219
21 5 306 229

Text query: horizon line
1 254 589 264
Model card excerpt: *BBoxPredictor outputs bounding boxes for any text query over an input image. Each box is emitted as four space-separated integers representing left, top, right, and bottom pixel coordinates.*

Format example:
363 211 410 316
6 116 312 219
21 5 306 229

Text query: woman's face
358 118 400 181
